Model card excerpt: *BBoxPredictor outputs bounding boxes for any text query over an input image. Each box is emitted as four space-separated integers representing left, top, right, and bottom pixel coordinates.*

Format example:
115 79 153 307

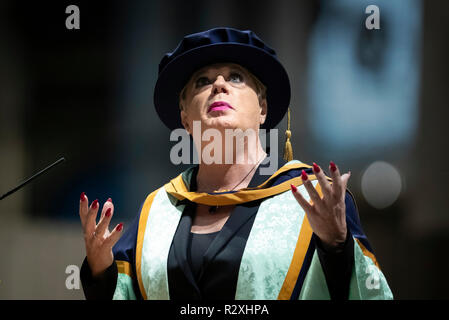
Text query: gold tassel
283 107 293 162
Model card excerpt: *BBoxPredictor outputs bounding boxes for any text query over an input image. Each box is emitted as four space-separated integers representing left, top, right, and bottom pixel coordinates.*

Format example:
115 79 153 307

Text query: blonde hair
179 65 267 111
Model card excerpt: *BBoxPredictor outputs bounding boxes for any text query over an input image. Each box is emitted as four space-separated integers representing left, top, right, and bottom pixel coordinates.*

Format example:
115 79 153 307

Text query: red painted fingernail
105 208 112 218
313 162 320 173
116 223 123 232
106 198 112 203
290 184 297 193
301 170 308 181
80 192 86 202
91 199 98 209
330 161 337 172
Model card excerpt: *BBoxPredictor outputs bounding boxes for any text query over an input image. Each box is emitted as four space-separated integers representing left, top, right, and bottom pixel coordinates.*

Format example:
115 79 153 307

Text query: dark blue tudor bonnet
153 27 291 130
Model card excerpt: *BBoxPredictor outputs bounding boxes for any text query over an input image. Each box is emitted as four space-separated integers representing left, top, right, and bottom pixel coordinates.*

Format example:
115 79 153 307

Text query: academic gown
81 156 392 300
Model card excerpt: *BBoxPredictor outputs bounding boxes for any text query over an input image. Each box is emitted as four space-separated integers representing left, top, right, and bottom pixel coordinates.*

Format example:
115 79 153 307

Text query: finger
100 198 113 220
301 170 325 209
312 163 332 199
79 192 89 229
290 184 313 213
95 200 114 238
329 161 343 197
340 171 352 197
85 199 99 236
104 223 124 249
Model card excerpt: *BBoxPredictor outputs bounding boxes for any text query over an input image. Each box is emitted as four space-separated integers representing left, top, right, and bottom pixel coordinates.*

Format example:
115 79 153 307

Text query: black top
188 230 220 280
80 156 355 300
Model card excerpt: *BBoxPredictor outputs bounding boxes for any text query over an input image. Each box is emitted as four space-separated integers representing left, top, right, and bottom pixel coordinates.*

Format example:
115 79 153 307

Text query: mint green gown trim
298 239 394 300
298 251 331 300
140 188 185 299
348 241 393 299
235 160 320 299
113 273 137 300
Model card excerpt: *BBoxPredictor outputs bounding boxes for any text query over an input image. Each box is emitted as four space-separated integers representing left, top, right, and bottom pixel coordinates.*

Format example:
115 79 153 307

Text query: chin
205 117 237 130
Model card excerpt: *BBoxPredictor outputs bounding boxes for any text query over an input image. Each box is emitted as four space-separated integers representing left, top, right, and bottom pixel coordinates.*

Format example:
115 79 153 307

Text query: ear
259 98 267 125
180 109 191 134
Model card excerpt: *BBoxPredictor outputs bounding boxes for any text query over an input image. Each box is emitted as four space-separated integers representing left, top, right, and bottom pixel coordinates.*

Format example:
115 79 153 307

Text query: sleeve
111 209 142 300
80 202 144 300
315 227 354 300
298 191 394 300
80 257 118 300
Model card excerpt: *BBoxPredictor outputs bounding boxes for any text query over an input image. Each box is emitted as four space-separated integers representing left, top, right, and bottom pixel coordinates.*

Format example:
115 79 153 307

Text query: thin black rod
0 157 65 200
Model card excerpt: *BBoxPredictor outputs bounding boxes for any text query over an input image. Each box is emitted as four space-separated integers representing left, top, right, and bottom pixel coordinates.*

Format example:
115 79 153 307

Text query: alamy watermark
365 265 381 290
63 5 379 31
169 121 279 175
64 262 382 291
65 5 80 30
365 5 380 30
65 264 80 290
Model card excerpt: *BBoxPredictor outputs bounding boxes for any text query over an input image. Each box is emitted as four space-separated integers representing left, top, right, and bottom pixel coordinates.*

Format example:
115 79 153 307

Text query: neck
196 143 267 193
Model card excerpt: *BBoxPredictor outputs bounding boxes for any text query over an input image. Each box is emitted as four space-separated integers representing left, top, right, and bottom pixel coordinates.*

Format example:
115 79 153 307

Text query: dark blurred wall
3 2 120 219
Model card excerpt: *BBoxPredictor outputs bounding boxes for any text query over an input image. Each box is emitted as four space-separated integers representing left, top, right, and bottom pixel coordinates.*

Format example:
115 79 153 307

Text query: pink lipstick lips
208 101 234 113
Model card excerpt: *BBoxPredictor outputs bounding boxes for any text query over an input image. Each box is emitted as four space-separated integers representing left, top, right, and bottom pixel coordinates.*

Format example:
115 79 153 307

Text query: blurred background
0 0 447 299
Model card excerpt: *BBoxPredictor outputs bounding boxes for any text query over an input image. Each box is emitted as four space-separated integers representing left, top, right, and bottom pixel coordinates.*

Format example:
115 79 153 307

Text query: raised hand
290 161 351 249
79 193 123 277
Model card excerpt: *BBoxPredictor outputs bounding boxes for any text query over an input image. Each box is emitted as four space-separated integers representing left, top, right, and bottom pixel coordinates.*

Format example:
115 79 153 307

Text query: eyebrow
193 64 247 79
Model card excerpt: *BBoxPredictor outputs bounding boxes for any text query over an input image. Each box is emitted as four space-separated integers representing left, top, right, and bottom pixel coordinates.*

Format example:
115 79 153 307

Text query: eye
195 76 211 88
229 72 243 83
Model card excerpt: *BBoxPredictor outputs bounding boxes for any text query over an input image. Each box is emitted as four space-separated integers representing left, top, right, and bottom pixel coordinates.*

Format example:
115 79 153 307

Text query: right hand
79 193 124 278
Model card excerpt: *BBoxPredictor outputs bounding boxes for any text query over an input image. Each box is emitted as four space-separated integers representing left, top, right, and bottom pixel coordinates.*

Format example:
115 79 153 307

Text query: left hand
290 161 351 249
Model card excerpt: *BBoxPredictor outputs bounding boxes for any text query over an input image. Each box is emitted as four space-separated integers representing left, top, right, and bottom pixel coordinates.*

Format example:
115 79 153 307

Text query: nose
212 75 228 95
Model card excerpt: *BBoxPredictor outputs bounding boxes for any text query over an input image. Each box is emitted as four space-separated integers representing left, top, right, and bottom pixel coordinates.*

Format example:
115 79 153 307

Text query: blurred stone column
0 1 27 298
0 2 27 224
392 0 449 299
405 0 449 237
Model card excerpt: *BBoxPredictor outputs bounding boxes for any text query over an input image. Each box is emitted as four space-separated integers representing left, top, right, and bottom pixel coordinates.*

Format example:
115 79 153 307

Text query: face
180 63 267 135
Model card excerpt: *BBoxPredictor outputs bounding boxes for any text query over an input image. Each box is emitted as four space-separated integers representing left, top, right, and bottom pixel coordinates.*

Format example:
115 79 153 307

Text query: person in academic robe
78 27 393 300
